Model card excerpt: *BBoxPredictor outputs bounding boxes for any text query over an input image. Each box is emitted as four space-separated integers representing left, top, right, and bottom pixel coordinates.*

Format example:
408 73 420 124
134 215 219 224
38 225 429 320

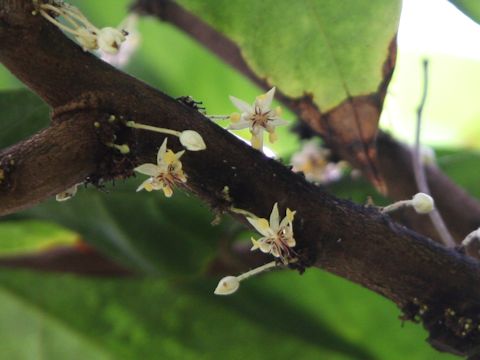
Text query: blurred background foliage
0 0 479 358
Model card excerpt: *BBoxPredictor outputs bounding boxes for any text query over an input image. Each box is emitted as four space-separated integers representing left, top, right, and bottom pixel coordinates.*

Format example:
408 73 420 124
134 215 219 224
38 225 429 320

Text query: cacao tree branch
132 0 480 247
0 1 479 356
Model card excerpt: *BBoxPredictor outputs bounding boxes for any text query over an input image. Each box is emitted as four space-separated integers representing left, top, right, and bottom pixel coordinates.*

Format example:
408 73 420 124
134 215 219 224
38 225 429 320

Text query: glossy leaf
448 0 480 24
0 267 457 360
0 220 76 256
174 0 400 110
18 182 230 275
173 0 402 188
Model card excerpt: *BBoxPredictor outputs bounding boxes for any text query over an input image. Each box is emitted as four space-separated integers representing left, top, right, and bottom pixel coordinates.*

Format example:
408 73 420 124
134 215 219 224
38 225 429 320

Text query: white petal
229 95 253 113
227 119 251 130
258 240 273 253
175 150 186 160
279 209 296 228
269 203 280 231
269 118 289 127
285 236 296 247
136 178 152 192
247 217 273 237
157 138 168 164
256 87 275 112
134 163 160 176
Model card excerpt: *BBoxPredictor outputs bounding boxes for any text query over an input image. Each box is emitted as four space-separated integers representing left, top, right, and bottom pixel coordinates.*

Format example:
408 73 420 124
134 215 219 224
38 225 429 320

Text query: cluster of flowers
45 1 442 298
35 0 127 54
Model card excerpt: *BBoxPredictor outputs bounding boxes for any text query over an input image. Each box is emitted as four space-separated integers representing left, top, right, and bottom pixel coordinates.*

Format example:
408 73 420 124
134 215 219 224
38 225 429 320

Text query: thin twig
413 59 455 247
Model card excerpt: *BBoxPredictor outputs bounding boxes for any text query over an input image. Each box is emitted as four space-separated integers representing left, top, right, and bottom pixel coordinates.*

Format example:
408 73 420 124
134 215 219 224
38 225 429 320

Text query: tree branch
1 0 480 356
132 0 480 247
0 112 101 214
378 133 480 249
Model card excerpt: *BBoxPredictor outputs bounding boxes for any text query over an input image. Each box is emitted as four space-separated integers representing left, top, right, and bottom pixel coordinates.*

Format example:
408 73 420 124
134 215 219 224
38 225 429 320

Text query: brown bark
0 0 479 356
131 0 480 247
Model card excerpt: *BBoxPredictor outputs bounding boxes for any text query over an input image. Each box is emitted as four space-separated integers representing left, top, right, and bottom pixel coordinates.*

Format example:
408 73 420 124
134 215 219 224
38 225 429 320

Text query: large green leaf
0 220 76 256
0 268 456 360
168 0 402 188
20 184 230 275
174 0 400 111
448 0 480 24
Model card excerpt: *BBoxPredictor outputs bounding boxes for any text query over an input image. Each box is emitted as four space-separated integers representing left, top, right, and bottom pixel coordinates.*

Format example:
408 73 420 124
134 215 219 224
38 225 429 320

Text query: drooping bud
214 276 240 295
56 184 79 202
179 130 207 151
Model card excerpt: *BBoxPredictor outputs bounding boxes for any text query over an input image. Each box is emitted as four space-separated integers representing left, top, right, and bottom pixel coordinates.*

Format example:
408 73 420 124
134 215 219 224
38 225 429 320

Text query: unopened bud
214 276 239 295
412 193 434 214
179 130 206 151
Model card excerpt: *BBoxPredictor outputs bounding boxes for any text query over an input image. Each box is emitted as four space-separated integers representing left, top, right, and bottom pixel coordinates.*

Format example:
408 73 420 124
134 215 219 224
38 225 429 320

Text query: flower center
251 107 271 128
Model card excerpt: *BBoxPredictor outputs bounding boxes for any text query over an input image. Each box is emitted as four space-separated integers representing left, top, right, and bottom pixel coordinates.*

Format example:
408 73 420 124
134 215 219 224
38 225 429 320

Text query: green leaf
171 0 401 188
18 183 231 275
0 268 456 360
0 220 76 256
436 149 480 199
174 0 400 111
448 0 480 24
0 89 49 148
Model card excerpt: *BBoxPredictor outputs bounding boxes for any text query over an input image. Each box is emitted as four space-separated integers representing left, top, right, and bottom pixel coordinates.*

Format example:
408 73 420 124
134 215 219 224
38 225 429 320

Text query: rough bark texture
131 0 480 247
1 0 480 356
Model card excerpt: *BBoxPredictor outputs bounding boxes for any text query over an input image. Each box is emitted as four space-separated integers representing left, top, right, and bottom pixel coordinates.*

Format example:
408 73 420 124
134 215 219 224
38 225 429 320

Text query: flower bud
179 130 206 151
214 276 239 295
98 27 126 54
412 193 434 214
56 184 79 202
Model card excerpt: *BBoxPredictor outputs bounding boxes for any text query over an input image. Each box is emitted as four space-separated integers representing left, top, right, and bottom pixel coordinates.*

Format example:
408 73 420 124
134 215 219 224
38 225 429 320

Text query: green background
1 0 479 358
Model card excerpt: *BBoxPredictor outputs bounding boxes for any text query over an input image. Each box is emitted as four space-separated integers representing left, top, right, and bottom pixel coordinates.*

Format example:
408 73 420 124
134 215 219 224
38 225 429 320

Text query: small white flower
97 27 126 54
56 183 80 202
411 193 434 214
228 87 288 150
291 141 346 183
214 276 240 295
36 2 127 54
179 130 207 151
134 138 187 197
247 203 296 264
101 14 140 68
